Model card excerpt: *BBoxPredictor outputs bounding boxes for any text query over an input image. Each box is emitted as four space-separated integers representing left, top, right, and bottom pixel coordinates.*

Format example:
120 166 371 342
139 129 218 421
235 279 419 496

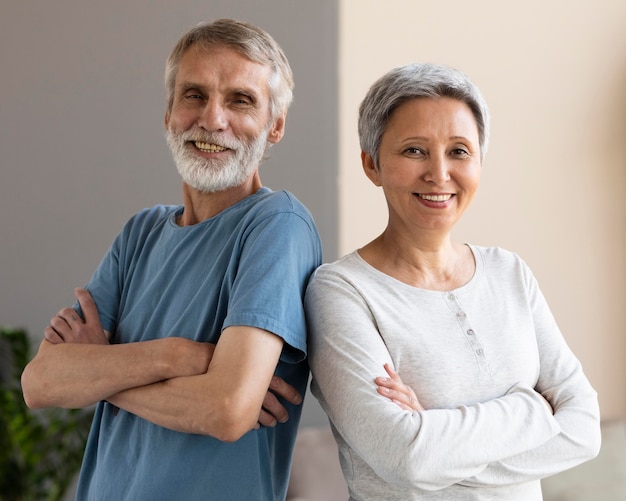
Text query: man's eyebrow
178 82 205 92
231 87 261 100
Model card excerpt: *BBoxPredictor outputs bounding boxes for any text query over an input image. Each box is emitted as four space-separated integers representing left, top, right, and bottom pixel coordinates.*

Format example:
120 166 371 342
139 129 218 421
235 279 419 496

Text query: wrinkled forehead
176 44 272 96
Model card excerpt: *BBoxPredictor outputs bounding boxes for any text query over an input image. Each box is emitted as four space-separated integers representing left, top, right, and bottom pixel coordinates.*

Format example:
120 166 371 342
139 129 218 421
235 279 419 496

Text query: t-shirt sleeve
74 208 158 338
223 209 321 363
74 234 124 336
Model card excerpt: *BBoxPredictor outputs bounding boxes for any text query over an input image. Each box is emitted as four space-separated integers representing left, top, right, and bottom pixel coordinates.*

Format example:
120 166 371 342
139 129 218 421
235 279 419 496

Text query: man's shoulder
118 205 181 241
131 204 180 221
252 188 311 215
245 189 318 230
125 204 180 227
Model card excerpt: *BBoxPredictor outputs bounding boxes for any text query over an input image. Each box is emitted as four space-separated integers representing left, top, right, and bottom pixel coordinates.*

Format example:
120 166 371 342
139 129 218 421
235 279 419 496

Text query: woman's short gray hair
358 63 490 167
165 19 294 121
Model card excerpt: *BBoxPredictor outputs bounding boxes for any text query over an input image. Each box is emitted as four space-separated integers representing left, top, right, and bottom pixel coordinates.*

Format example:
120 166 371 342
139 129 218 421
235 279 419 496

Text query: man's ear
164 111 170 130
361 151 382 186
267 113 286 144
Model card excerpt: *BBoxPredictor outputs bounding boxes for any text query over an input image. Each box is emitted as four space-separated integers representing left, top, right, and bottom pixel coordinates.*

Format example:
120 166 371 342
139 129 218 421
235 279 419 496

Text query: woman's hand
375 363 424 412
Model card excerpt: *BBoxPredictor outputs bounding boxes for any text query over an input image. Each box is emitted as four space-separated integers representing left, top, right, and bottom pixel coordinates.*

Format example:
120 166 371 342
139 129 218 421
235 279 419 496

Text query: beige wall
339 0 626 420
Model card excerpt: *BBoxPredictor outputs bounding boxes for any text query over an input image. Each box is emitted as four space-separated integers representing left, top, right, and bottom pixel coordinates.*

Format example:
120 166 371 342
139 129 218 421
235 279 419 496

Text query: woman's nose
424 155 450 185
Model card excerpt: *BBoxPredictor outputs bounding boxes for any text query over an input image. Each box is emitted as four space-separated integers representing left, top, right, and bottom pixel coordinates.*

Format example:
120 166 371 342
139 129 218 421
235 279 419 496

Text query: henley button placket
445 292 491 375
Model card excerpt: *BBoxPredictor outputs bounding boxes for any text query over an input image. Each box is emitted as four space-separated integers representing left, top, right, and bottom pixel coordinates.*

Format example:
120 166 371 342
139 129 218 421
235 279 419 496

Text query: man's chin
181 175 245 194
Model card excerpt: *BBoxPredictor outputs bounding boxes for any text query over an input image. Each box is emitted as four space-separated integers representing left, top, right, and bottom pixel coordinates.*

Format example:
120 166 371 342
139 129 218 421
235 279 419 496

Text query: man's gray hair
358 63 490 168
165 19 294 121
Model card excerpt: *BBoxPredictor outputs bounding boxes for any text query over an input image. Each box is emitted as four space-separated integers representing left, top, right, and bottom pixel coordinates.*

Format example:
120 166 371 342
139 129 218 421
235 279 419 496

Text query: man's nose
197 99 228 132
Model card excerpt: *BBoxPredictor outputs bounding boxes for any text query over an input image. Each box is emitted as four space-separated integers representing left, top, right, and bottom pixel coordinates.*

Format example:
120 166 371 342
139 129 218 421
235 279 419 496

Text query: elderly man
22 19 322 500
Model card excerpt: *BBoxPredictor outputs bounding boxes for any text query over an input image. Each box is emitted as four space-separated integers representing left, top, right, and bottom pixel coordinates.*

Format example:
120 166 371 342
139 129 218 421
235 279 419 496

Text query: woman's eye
404 147 424 156
451 148 469 156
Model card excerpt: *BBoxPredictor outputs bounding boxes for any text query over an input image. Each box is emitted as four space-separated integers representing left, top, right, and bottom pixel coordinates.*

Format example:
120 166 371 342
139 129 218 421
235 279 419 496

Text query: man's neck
177 172 263 226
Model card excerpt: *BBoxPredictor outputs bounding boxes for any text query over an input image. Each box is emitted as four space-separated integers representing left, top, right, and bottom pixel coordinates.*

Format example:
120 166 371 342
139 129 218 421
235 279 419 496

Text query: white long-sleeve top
305 246 601 500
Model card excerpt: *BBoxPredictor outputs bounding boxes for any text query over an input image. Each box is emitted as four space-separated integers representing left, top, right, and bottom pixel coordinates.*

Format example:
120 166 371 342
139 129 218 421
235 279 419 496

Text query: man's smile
193 141 228 152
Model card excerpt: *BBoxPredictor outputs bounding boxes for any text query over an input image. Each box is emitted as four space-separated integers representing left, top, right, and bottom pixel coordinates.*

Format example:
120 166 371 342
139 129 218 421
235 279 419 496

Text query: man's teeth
194 141 226 152
418 194 452 202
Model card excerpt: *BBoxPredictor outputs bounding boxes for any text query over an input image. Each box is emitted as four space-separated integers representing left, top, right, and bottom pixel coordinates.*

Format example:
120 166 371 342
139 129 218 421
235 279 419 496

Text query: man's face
165 45 284 193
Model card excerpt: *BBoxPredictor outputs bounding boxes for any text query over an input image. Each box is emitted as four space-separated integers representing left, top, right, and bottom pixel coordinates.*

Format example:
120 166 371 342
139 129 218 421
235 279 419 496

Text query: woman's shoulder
308 251 399 298
468 244 533 280
469 244 525 265
312 251 365 275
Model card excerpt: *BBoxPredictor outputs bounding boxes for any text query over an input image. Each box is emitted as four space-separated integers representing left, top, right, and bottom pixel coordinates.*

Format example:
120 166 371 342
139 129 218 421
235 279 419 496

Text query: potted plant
0 327 94 501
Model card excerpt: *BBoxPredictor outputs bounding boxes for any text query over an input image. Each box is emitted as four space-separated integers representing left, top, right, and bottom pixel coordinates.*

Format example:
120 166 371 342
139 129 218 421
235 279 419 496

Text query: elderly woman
305 63 601 500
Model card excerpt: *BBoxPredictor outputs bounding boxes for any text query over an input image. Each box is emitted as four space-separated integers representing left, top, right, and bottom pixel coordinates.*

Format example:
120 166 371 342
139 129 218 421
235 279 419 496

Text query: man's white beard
165 125 270 193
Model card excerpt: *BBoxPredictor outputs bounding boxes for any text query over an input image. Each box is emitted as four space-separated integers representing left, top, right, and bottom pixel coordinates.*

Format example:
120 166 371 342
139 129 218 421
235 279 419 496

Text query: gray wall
0 1 338 426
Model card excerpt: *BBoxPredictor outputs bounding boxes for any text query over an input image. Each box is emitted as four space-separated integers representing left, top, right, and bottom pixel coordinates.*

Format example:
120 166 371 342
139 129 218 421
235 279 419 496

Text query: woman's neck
358 229 475 291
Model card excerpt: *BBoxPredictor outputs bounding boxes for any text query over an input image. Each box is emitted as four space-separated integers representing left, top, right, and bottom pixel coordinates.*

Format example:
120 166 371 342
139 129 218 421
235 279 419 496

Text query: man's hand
256 375 303 428
375 363 424 412
45 288 109 345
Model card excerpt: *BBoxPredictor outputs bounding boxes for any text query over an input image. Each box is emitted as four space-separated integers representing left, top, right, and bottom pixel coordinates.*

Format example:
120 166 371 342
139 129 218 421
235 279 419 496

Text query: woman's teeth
418 194 452 202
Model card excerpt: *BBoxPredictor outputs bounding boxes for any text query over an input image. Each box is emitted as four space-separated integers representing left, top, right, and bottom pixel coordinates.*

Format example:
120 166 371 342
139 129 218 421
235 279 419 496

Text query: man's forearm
108 326 286 442
107 373 237 438
21 338 212 409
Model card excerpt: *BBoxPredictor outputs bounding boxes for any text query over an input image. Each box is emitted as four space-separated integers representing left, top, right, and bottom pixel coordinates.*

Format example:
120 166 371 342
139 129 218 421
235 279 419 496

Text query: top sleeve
460 265 601 487
75 207 163 337
224 209 322 363
75 224 128 336
305 267 561 491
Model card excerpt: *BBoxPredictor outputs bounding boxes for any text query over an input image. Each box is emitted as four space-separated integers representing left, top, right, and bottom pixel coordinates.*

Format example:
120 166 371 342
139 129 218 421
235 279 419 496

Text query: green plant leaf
0 327 94 501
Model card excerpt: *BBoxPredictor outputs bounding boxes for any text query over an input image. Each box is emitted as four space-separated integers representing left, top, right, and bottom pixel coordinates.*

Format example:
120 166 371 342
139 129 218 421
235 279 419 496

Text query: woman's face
363 97 482 237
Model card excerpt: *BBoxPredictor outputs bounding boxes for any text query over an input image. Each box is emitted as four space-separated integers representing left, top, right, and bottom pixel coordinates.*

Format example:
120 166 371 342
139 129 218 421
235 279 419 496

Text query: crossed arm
21 288 302 442
306 269 600 490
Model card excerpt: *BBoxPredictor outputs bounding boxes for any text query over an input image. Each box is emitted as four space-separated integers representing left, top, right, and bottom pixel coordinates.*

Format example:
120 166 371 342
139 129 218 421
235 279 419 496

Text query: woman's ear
362 151 382 186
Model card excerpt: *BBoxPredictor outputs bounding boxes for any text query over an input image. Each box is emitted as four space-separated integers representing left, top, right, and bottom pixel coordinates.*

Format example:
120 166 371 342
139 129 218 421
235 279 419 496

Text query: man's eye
451 148 469 156
232 97 253 106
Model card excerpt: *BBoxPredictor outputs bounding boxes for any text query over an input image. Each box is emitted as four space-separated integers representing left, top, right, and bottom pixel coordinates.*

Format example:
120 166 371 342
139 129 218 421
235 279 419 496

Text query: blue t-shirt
76 187 322 501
